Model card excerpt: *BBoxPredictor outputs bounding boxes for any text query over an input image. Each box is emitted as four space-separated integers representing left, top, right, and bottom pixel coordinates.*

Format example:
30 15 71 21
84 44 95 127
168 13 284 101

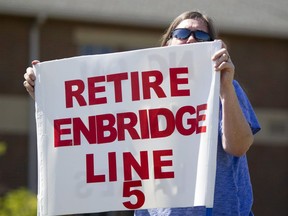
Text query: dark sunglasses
171 28 212 42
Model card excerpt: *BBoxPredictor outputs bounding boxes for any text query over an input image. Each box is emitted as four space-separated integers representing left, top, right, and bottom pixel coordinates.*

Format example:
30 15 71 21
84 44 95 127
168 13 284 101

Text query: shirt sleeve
233 80 261 135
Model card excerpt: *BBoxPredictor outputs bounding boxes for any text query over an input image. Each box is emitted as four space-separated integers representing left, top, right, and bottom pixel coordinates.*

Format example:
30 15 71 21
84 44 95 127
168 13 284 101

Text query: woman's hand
212 41 235 99
23 60 39 100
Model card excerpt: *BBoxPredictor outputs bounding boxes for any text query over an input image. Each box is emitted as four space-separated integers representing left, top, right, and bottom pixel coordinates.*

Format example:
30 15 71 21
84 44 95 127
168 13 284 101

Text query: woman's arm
220 83 254 157
212 41 254 157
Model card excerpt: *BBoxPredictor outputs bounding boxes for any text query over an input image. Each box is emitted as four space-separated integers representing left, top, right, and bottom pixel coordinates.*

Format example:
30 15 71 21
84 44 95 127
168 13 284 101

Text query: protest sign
34 41 221 215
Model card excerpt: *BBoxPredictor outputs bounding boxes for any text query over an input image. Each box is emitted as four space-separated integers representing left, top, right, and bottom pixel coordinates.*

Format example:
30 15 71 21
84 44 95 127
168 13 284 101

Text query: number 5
123 180 145 209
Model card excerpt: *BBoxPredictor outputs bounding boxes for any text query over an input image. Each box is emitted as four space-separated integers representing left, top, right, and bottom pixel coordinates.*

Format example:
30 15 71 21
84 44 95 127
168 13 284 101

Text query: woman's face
169 18 209 45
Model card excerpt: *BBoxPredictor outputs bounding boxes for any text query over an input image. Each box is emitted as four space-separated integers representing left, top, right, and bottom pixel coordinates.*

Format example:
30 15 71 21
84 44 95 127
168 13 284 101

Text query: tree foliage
0 188 37 216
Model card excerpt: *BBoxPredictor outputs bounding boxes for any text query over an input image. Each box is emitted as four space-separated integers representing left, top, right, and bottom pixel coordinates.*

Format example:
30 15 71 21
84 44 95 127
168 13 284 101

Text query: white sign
34 41 221 216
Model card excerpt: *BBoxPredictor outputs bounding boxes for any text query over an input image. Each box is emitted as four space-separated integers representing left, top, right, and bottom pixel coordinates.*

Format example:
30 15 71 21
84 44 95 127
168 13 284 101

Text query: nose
186 34 197 43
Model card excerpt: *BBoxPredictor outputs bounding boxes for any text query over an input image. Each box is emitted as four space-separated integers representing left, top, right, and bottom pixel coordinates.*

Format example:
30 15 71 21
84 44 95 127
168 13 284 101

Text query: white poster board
35 41 221 216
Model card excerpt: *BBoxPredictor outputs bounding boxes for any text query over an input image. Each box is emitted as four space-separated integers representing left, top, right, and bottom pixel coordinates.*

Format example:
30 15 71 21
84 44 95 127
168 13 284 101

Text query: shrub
0 188 37 216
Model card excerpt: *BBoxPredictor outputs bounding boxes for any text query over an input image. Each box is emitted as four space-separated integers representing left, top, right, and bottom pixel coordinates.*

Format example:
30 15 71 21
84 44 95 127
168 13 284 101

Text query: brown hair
160 11 217 46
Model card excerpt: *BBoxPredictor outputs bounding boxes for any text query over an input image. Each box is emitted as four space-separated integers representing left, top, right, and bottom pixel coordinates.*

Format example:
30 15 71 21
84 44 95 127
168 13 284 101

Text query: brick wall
0 15 32 194
225 35 288 108
0 15 31 94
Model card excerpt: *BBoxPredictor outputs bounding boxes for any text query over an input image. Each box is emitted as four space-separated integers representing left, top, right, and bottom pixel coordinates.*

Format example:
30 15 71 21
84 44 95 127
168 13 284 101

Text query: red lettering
176 105 196 135
86 149 174 184
65 80 86 108
196 104 207 133
107 73 128 103
123 151 149 181
117 112 140 141
64 67 192 108
149 108 175 138
88 76 107 105
96 114 117 144
54 118 73 147
86 152 117 183
138 109 149 139
123 180 145 209
108 152 117 182
170 67 190 97
73 116 96 145
54 104 208 147
131 72 140 101
142 70 166 99
153 149 174 179
86 154 106 183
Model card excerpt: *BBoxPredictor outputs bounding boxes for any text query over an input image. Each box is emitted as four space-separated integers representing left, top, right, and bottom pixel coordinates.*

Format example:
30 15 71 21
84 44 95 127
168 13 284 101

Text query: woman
135 11 260 216
24 11 260 216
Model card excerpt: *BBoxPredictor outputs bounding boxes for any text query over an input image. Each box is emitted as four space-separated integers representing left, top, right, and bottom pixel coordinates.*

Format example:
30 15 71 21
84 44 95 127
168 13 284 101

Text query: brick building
0 0 287 215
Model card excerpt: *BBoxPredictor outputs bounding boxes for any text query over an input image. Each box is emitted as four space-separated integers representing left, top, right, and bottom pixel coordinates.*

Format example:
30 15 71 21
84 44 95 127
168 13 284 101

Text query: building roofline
1 0 288 38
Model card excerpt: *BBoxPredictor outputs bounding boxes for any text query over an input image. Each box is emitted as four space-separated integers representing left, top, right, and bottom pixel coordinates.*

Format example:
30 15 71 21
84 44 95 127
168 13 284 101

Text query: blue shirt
135 80 261 216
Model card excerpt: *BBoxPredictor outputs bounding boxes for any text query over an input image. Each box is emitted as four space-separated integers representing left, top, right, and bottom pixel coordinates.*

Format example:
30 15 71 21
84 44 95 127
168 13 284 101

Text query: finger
23 74 34 87
24 67 36 86
215 61 228 71
32 60 40 65
213 53 229 68
23 81 35 99
215 60 235 72
222 53 230 62
26 67 36 79
212 48 226 61
23 80 34 92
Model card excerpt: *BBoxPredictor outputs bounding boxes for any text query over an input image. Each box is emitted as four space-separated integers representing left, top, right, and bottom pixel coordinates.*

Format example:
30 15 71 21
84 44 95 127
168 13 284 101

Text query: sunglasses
171 28 212 42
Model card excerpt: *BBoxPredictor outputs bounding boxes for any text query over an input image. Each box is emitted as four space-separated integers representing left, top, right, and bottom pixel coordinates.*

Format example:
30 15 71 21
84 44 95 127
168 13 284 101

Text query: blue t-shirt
135 80 261 216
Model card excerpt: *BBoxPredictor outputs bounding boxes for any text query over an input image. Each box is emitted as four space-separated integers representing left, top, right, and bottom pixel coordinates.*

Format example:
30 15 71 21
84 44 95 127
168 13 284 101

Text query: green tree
0 188 37 216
